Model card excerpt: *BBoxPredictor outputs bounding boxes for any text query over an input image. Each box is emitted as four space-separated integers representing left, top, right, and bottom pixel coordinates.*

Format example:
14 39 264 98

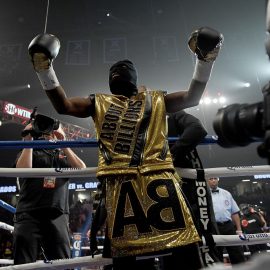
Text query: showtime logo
4 102 31 119
4 103 17 115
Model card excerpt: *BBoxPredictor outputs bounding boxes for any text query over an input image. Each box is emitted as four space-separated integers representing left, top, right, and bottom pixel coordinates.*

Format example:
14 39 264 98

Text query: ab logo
112 178 186 238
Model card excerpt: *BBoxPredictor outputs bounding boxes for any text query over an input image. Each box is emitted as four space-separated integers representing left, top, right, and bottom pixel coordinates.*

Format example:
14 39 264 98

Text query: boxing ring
0 137 270 269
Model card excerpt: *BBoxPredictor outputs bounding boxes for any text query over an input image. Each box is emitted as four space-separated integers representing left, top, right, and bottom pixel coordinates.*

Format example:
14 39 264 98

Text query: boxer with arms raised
28 27 223 270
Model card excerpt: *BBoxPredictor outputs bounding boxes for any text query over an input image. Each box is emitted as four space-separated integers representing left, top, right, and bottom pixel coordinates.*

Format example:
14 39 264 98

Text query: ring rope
1 218 270 268
0 200 16 214
0 233 270 270
0 165 269 179
0 255 112 270
0 136 217 150
0 222 14 232
0 219 269 247
0 260 13 265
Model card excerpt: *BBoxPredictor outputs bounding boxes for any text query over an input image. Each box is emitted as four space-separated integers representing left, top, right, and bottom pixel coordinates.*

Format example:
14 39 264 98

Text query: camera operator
13 116 86 265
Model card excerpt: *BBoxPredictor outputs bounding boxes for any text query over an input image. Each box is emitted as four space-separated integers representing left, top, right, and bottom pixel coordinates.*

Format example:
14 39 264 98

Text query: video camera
213 1 270 163
21 112 60 139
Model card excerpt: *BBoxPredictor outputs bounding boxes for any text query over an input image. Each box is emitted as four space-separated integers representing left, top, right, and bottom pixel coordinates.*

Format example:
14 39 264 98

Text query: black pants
216 221 246 265
112 243 203 270
13 211 71 265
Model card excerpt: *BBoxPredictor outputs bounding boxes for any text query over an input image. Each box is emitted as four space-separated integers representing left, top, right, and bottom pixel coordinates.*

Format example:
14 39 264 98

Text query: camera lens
32 114 56 135
213 102 264 147
35 121 53 133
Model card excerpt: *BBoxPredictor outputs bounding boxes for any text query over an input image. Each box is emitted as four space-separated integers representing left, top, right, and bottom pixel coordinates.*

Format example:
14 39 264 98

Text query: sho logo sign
5 103 16 115
4 102 32 119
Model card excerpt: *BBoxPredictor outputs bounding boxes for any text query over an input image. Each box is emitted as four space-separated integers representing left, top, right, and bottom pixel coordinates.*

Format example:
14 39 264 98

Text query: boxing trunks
92 90 200 257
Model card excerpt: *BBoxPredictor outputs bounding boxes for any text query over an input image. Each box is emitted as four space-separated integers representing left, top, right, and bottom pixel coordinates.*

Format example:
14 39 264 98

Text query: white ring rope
0 260 13 265
0 255 112 270
206 233 270 246
1 218 269 247
0 218 270 268
0 233 270 269
0 167 97 178
0 222 14 232
176 165 270 179
0 165 269 179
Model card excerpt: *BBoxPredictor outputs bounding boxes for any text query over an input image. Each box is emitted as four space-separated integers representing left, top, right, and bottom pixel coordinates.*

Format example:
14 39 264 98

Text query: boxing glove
28 33 61 90
28 33 60 72
188 27 223 62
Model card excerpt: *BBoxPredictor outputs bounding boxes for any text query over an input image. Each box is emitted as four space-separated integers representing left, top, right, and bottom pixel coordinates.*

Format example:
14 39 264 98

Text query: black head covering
109 59 138 98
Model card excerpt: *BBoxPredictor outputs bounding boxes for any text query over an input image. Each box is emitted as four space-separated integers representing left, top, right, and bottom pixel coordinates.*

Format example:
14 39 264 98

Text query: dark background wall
0 0 269 216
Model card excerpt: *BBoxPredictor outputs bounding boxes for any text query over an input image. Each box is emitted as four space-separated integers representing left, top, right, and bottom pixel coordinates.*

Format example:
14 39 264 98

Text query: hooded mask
109 59 138 98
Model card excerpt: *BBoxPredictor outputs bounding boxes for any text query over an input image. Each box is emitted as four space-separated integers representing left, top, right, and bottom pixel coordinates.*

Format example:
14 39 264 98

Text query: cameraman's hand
54 124 66 140
22 123 33 141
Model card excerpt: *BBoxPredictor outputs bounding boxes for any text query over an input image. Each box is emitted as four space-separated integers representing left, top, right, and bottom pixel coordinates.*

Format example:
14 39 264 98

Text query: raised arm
165 27 223 113
16 124 33 168
28 34 94 118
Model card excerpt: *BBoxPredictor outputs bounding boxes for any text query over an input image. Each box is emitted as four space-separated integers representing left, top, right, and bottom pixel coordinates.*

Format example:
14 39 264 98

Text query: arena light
219 96 226 104
243 82 251 88
204 97 212 105
199 96 227 106
242 179 250 182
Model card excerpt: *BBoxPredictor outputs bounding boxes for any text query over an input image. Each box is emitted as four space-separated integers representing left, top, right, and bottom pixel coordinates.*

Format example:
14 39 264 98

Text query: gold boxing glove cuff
192 59 214 83
36 66 60 90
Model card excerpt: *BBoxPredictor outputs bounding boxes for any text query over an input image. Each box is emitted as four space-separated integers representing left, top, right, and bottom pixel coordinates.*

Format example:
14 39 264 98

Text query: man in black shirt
13 121 86 265
167 110 221 267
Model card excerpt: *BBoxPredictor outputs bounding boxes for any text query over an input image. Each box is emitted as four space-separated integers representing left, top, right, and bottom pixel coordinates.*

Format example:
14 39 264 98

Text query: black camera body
213 81 270 162
213 1 270 163
213 102 264 148
21 114 60 139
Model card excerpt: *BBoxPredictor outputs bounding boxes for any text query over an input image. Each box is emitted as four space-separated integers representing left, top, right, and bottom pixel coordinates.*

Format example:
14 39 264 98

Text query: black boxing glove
28 33 61 90
188 27 223 62
188 27 223 82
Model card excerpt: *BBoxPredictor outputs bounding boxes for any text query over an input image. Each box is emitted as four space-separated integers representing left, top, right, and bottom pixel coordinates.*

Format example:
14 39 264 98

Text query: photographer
241 205 268 256
13 116 86 265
